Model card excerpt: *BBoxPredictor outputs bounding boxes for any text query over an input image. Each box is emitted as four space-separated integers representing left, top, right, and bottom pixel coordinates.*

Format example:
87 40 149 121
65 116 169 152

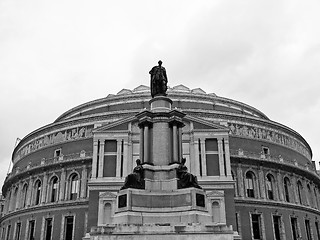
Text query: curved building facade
0 84 319 240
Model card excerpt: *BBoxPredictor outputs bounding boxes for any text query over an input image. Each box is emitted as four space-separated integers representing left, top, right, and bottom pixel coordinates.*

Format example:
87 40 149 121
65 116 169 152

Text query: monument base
114 187 209 225
88 223 235 240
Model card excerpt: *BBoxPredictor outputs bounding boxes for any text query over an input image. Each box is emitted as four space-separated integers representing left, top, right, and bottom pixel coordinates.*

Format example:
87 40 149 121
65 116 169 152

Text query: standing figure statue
120 159 144 190
149 60 168 98
177 158 202 189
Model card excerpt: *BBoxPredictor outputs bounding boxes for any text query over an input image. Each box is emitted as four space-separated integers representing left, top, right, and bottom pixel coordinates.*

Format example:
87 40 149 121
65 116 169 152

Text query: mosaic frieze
228 123 311 159
14 125 94 162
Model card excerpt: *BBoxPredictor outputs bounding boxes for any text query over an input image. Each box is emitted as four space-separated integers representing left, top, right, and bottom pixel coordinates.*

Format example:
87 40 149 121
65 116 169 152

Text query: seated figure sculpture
177 158 202 189
120 159 144 190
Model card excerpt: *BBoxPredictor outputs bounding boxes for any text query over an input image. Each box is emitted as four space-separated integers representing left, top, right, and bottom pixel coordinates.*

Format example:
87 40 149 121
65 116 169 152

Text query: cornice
235 198 320 215
0 200 88 222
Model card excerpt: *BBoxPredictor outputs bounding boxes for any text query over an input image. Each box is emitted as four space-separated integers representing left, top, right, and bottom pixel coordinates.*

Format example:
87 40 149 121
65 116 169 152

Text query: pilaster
218 138 225 176
236 164 244 197
116 139 122 178
200 139 207 176
26 177 34 207
92 140 99 178
41 172 48 204
98 140 105 178
59 168 66 202
81 165 88 199
258 168 266 200
123 139 129 177
276 171 284 202
15 181 22 210
223 138 232 177
194 139 201 176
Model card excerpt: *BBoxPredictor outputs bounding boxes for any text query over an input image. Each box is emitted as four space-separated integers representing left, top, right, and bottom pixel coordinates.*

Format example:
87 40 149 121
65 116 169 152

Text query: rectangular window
205 139 219 176
28 220 35 240
103 140 117 177
291 217 299 240
246 177 255 198
315 221 320 240
5 225 10 240
54 149 61 158
65 216 74 240
45 218 53 240
273 215 282 240
14 223 21 240
305 219 312 240
262 146 269 155
251 214 262 239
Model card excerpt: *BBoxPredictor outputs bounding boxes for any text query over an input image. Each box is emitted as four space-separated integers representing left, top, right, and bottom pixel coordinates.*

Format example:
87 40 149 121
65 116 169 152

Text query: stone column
218 138 225 176
172 124 178 162
258 168 266 200
179 128 183 161
139 128 144 162
92 140 99 178
200 139 207 176
224 138 232 177
59 168 66 201
81 165 88 199
98 140 105 178
237 164 244 197
144 125 149 163
41 172 48 204
116 140 122 178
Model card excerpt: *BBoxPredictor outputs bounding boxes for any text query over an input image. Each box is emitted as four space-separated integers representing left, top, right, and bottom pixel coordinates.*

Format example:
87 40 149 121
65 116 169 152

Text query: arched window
50 176 59 202
34 180 42 205
266 174 274 200
297 181 303 204
21 184 28 208
283 177 290 202
245 171 255 198
69 174 80 200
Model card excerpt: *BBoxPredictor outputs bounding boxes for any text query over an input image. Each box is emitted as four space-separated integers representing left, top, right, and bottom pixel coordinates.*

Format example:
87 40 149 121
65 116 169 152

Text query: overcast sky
1 0 320 187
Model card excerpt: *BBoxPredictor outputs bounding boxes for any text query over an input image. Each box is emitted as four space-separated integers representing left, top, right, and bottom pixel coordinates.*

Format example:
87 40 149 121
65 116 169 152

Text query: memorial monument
86 61 237 239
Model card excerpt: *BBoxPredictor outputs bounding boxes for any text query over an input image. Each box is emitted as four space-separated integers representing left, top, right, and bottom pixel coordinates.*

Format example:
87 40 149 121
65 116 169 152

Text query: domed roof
54 84 269 123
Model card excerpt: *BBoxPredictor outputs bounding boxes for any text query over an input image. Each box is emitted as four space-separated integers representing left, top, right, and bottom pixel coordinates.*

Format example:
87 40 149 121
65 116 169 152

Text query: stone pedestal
90 224 235 240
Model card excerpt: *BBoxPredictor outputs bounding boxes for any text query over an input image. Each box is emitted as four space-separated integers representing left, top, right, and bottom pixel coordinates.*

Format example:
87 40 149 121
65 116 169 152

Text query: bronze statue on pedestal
149 60 168 98
120 159 144 190
177 158 202 189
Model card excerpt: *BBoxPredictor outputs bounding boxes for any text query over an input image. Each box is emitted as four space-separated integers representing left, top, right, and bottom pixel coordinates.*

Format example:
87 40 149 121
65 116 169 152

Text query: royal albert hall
1 84 319 240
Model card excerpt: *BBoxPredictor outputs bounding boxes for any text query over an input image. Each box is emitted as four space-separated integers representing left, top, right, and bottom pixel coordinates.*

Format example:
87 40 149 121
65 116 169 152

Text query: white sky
1 0 320 187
